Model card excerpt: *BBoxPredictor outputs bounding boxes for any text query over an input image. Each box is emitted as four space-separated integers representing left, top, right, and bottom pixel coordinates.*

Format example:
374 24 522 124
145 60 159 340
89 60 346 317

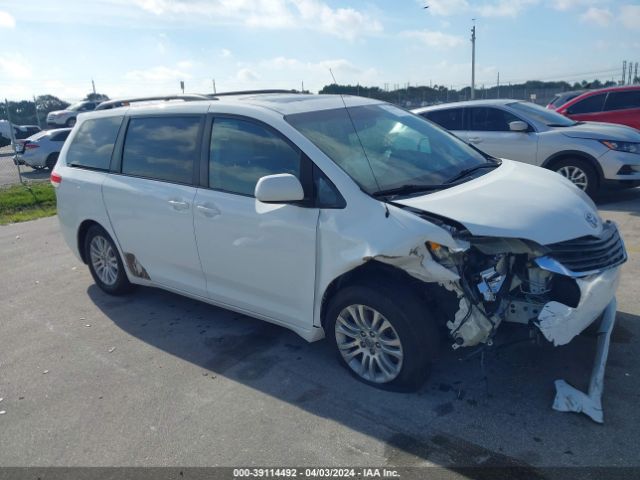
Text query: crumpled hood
395 160 602 245
559 121 640 141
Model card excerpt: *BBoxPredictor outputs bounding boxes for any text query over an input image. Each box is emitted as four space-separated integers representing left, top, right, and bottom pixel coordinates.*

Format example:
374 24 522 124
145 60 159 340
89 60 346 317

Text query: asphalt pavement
0 188 638 475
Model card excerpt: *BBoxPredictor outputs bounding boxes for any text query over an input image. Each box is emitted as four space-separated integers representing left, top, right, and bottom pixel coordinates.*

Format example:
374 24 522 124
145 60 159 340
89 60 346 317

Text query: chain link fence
0 144 50 187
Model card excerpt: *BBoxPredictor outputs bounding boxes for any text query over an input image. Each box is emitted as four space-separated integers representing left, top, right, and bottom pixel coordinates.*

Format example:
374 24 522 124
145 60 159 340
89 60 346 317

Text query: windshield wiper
445 162 500 184
372 183 448 198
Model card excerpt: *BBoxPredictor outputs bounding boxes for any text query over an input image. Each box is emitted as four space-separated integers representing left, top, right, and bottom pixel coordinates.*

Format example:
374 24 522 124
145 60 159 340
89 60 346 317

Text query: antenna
329 68 389 217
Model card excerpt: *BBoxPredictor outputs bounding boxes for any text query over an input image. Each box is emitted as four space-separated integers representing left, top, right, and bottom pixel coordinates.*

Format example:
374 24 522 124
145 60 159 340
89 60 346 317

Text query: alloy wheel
335 304 403 383
89 235 119 286
558 165 588 191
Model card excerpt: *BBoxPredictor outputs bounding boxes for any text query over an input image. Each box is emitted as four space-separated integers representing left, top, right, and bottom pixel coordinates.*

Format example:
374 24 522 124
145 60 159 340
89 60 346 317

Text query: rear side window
604 91 640 111
423 108 464 130
468 107 520 132
567 94 605 114
66 116 122 170
122 116 201 184
209 117 301 196
50 131 70 142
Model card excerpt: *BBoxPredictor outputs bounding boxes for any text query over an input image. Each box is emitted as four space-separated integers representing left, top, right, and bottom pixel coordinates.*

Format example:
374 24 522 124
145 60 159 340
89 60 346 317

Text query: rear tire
552 158 598 198
45 153 58 170
325 283 440 392
84 225 134 296
65 117 76 127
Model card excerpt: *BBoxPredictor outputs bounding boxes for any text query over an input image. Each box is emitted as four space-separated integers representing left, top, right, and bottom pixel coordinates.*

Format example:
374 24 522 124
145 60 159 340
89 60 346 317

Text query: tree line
320 79 628 107
0 93 109 126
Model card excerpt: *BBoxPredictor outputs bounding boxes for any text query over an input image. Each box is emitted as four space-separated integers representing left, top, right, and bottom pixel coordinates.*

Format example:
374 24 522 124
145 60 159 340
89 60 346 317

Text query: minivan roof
97 93 384 116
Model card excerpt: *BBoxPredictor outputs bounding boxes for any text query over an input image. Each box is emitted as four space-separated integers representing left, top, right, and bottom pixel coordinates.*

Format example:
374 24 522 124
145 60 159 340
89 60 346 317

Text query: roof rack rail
95 94 212 111
209 89 302 98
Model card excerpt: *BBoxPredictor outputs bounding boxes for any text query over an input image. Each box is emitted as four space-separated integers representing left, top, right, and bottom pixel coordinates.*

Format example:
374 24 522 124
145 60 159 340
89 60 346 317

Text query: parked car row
414 97 640 197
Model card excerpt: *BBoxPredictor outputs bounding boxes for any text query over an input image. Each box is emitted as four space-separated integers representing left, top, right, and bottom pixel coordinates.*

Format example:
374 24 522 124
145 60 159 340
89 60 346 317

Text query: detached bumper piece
552 299 617 424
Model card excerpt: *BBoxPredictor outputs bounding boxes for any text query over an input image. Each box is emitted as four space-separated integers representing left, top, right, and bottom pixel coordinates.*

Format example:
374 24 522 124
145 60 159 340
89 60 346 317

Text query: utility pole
496 72 500 99
628 60 633 85
622 61 627 85
470 20 476 100
180 80 185 94
301 80 304 93
212 79 216 94
91 79 96 95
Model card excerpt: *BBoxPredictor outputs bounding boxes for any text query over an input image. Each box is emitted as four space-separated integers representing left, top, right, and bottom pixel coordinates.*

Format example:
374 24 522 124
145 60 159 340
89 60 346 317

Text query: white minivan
53 92 625 417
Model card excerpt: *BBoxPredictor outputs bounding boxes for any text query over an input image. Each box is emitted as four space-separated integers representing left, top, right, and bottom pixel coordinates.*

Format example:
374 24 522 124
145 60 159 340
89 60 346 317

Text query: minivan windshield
286 104 491 196
508 101 576 127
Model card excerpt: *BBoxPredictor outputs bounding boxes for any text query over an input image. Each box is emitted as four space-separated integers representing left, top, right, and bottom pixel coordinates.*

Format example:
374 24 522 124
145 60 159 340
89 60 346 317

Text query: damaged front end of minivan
377 207 626 423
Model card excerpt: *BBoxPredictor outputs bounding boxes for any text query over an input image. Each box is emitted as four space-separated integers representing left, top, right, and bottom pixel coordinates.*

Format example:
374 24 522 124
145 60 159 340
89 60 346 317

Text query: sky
0 0 639 102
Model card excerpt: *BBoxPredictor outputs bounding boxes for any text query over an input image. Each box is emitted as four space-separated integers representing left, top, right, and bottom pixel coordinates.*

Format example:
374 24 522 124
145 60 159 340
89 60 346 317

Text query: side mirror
509 120 529 132
255 173 304 203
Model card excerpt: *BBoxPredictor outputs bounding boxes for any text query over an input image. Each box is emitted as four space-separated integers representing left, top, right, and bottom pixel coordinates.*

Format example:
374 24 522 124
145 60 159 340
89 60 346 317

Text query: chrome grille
546 221 627 275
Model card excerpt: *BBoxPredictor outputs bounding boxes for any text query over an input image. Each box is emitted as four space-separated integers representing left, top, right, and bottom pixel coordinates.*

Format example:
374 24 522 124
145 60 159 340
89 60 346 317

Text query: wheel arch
77 219 103 264
319 260 456 330
541 150 604 180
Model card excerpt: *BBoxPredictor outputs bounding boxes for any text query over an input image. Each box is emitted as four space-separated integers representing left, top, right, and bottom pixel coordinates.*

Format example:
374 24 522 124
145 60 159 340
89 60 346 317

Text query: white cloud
131 0 381 39
401 30 464 48
124 65 191 82
620 4 640 30
0 54 32 80
221 49 232 58
0 10 15 28
236 68 259 82
478 0 538 18
580 7 612 26
551 0 599 11
176 60 194 69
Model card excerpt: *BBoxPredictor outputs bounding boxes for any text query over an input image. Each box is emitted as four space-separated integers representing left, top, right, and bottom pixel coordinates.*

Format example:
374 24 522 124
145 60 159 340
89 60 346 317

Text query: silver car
46 101 100 128
413 99 640 197
14 128 71 170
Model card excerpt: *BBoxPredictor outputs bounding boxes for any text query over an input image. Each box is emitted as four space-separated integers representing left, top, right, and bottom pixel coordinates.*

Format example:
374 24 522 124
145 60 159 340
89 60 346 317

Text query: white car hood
559 121 640 141
394 160 602 245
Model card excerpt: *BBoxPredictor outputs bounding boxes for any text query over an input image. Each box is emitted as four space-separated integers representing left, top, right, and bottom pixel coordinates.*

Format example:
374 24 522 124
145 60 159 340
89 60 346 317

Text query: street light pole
470 20 476 100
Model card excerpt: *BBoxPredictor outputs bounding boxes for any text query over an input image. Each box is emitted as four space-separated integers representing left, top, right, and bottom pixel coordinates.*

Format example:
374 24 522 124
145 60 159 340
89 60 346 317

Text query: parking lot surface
0 147 50 186
0 189 639 474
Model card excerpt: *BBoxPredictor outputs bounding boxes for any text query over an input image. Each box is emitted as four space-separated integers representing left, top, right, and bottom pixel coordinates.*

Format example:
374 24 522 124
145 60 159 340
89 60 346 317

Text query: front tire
65 117 76 127
326 284 440 392
84 225 134 295
553 158 598 198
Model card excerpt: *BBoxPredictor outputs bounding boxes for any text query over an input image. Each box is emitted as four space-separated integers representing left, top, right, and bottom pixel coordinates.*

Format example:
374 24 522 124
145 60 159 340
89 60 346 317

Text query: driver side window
469 107 520 132
209 117 302 197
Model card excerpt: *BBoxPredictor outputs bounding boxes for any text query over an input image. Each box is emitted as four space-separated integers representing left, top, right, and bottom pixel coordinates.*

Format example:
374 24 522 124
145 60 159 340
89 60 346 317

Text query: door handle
168 199 190 211
468 137 483 143
196 203 221 217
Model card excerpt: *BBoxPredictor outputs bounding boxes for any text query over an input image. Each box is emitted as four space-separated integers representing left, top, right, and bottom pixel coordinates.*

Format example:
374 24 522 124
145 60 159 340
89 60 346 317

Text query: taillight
24 142 39 149
50 172 62 187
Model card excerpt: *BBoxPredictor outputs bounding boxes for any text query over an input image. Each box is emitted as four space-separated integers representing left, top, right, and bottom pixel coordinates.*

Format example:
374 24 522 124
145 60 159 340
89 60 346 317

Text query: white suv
53 93 625 418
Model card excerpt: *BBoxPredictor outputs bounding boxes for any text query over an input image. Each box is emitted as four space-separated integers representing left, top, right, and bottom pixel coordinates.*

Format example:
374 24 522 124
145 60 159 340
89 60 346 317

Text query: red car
556 86 640 130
